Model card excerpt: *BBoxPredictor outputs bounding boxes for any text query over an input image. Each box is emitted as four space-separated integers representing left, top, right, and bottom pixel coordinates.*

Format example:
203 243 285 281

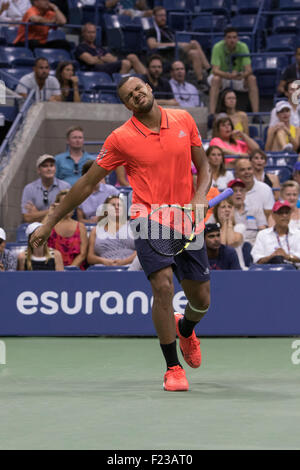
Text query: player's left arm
190 145 212 219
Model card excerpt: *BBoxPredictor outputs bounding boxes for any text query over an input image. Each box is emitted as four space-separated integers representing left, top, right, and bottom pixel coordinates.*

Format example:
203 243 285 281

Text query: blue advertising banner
0 271 299 336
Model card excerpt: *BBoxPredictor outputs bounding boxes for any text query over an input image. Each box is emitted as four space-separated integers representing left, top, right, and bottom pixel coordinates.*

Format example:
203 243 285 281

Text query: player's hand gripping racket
147 187 233 257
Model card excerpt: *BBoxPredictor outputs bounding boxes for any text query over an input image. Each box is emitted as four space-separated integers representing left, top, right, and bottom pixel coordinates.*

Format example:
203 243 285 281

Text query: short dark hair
34 57 49 66
117 76 146 102
153 6 166 15
284 79 297 93
249 149 267 161
224 27 238 36
147 54 163 67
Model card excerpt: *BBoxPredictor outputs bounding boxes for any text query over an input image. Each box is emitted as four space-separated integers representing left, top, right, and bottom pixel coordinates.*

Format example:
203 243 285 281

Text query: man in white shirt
16 57 61 101
234 157 275 218
0 0 31 21
169 61 201 108
228 178 267 245
251 200 300 264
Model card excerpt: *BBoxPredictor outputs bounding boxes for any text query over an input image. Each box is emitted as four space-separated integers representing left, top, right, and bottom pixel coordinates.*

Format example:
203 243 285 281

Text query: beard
135 94 154 114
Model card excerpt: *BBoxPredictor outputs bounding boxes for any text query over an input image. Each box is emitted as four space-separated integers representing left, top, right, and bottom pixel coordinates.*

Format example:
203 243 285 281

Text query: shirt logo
178 130 187 138
97 147 108 162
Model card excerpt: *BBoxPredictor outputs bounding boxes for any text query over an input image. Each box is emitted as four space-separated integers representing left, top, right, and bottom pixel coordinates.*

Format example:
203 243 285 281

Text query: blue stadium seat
231 14 258 32
34 48 71 68
47 29 66 42
78 71 113 91
0 68 32 90
279 167 293 183
236 0 260 13
103 14 144 53
0 26 18 45
272 15 300 34
198 0 231 15
249 125 258 139
98 93 120 103
163 0 188 10
266 34 296 52
191 15 228 32
106 170 117 186
279 0 300 10
248 264 297 271
0 105 18 122
252 55 289 96
0 47 35 68
16 223 29 242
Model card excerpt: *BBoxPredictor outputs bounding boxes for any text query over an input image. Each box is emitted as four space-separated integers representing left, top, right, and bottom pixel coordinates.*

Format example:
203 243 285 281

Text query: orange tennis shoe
174 313 201 368
163 365 189 392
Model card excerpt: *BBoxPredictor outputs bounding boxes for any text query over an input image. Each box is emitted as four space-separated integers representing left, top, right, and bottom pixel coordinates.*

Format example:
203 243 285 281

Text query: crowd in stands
2 1 300 273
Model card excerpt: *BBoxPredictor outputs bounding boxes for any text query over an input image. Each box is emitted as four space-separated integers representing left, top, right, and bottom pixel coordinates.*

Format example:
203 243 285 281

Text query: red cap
227 178 245 188
272 200 291 213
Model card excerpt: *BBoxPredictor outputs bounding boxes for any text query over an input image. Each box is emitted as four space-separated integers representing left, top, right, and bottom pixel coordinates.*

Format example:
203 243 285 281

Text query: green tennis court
0 337 299 450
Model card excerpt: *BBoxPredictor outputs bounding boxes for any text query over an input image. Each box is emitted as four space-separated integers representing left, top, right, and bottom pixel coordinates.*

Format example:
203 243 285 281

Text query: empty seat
0 105 18 122
103 14 144 53
0 26 18 45
272 15 300 34
198 0 231 15
162 0 188 10
231 14 258 32
47 29 66 42
0 47 35 68
252 55 289 96
78 71 113 91
16 223 29 242
0 68 32 90
279 0 300 10
34 48 71 68
191 14 228 32
236 0 260 13
266 34 296 52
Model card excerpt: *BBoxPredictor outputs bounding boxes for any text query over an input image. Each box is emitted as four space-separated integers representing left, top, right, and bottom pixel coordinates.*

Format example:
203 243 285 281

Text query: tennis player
31 76 212 392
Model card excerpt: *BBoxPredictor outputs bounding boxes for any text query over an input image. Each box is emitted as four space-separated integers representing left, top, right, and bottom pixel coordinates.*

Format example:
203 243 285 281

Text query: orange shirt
14 7 56 44
205 186 220 222
96 107 203 217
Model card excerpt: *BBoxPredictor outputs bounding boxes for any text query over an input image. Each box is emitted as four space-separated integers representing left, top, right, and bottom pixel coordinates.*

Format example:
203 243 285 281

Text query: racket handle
208 187 234 208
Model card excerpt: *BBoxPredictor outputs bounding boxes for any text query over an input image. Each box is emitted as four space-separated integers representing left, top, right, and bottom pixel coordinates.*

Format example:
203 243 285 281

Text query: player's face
171 62 185 83
38 161 56 179
232 185 246 205
120 78 154 113
207 148 223 167
154 9 167 27
282 187 299 208
251 153 266 171
68 131 84 150
225 32 238 50
205 231 221 250
235 160 254 184
34 60 50 80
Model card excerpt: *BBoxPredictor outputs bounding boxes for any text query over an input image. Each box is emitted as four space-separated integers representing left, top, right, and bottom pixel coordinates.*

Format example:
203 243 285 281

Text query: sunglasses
43 190 49 205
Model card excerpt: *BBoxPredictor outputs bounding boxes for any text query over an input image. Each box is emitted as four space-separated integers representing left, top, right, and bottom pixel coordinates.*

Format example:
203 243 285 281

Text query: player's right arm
31 162 109 247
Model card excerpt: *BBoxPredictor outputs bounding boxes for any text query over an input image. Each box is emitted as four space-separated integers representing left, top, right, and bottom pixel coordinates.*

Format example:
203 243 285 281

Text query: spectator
204 223 241 270
75 23 146 75
105 0 152 17
271 80 300 128
16 57 61 102
146 6 211 85
18 222 64 270
216 88 249 135
0 0 31 22
250 149 280 200
269 181 300 232
207 198 245 248
265 101 300 153
55 61 80 102
210 115 259 167
169 60 201 108
234 158 275 218
87 195 136 267
47 190 88 269
206 146 234 191
55 126 95 186
77 160 119 224
13 0 69 50
115 166 131 187
208 27 259 118
228 178 267 246
21 154 70 223
0 227 17 272
292 162 300 196
277 47 300 96
205 185 220 222
142 54 178 106
251 201 300 265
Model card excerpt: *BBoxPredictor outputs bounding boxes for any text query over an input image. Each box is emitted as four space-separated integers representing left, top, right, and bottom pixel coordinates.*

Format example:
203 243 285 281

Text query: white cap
36 154 55 168
0 227 6 240
275 101 292 113
25 222 43 238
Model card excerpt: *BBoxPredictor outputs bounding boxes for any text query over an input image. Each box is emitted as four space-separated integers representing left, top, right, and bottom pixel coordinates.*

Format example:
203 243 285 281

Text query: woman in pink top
210 115 259 167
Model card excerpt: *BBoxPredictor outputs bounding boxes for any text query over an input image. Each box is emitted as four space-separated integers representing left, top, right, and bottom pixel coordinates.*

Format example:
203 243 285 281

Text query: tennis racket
146 187 233 257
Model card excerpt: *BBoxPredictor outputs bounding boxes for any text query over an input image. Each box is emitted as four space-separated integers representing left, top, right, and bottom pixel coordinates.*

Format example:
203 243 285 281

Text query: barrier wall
0 271 299 336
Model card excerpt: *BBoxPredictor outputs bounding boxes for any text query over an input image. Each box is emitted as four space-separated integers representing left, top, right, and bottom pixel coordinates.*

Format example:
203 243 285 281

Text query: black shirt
281 63 300 82
75 42 107 70
208 244 241 270
142 74 174 100
146 26 175 44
